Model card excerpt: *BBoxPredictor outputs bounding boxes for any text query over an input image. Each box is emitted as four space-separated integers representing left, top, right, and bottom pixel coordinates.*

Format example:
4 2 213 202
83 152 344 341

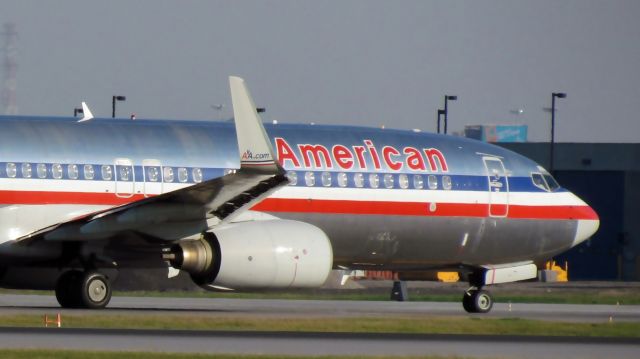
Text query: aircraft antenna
1 22 18 115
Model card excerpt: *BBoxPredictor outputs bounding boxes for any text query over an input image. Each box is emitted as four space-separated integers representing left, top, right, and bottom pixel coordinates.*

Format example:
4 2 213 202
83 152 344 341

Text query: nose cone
572 196 599 247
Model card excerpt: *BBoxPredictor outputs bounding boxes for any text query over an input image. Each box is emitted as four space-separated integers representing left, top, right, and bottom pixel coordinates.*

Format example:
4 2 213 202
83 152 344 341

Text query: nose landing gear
462 287 494 313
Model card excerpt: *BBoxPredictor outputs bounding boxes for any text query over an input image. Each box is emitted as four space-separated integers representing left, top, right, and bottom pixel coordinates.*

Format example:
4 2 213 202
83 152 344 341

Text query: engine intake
169 220 333 290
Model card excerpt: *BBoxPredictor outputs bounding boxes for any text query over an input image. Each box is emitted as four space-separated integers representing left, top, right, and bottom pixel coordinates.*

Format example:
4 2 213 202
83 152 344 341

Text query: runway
0 327 638 358
0 294 639 323
0 294 639 357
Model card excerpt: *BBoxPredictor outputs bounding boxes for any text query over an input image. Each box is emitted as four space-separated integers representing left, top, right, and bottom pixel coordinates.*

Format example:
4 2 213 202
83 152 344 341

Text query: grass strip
0 350 473 359
1 314 639 338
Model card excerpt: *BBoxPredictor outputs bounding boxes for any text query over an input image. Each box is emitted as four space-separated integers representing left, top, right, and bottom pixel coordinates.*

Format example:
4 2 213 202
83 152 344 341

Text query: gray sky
1 0 639 142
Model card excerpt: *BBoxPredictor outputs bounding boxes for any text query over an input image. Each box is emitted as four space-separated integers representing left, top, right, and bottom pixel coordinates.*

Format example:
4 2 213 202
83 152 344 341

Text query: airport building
498 142 640 281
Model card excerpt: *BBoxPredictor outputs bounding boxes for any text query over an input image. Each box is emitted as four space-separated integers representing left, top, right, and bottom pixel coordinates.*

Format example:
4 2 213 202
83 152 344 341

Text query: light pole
443 95 457 134
437 109 445 134
550 92 567 173
112 95 126 118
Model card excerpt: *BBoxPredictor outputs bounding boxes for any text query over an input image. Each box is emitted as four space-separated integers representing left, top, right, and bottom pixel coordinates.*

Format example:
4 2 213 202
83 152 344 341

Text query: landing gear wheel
55 270 82 308
55 271 112 309
80 272 112 309
462 289 493 313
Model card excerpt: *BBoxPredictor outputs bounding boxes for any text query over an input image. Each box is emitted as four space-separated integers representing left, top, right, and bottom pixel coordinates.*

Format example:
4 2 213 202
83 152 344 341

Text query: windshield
543 174 560 191
531 172 561 192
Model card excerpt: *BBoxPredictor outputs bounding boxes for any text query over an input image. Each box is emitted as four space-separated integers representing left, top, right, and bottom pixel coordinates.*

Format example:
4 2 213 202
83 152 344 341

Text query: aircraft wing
17 76 287 244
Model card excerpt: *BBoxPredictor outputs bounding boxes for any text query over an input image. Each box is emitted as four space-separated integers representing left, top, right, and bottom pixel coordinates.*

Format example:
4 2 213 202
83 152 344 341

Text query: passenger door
115 158 135 198
483 157 509 217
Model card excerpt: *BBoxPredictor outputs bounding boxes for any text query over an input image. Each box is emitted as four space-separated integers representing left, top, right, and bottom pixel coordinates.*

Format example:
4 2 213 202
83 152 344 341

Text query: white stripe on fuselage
271 186 586 207
0 178 190 194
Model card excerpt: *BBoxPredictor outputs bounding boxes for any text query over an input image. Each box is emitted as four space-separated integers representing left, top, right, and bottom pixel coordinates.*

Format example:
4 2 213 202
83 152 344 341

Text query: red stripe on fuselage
0 190 146 205
253 198 598 220
0 190 598 220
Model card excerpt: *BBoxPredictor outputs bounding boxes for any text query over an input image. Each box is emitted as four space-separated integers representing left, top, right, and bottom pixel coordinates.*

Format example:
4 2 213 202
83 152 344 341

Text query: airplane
0 77 598 313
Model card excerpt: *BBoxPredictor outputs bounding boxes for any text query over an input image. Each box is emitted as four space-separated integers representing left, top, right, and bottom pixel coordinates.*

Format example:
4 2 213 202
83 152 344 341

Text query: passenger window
398 174 409 189
286 171 298 185
304 172 315 186
21 163 32 178
337 172 348 188
383 174 394 189
147 167 159 182
428 174 438 190
369 173 380 188
163 167 174 182
6 163 16 178
178 167 188 183
192 168 203 183
442 175 452 190
353 173 364 188
37 163 47 179
321 172 332 187
119 166 131 181
101 165 113 181
84 164 95 180
52 164 63 179
68 164 79 180
413 174 424 189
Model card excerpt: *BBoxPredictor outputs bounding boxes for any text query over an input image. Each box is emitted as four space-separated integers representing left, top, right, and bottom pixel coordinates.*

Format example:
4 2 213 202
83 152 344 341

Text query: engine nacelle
170 220 333 290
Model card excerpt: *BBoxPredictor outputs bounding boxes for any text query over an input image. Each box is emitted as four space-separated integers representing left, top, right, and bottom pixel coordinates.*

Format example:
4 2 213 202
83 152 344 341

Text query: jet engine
167 220 333 290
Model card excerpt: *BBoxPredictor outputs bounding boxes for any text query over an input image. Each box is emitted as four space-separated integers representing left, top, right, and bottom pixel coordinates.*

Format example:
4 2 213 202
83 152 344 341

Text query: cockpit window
531 173 547 191
531 172 560 192
544 174 560 191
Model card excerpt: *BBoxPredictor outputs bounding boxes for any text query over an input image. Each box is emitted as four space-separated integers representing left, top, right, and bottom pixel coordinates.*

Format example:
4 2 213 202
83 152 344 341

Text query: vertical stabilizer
229 76 281 173
78 102 94 123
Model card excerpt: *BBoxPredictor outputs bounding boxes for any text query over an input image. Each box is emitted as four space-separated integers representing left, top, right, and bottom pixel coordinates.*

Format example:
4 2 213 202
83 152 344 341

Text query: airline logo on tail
241 149 274 166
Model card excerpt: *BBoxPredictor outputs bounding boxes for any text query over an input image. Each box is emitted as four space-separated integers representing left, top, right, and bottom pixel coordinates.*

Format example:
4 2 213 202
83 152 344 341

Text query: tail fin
77 102 95 123
229 76 281 173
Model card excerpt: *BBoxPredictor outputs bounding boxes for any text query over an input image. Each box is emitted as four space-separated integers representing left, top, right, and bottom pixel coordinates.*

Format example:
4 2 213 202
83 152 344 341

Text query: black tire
462 289 493 313
462 291 474 313
79 272 112 309
55 270 83 308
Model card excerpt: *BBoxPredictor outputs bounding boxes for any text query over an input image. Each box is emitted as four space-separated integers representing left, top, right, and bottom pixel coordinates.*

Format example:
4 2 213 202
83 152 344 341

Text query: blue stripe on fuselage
0 160 563 193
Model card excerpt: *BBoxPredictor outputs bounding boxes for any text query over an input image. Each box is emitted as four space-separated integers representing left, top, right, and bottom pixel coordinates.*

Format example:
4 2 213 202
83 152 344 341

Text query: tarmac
0 292 639 357
0 327 638 358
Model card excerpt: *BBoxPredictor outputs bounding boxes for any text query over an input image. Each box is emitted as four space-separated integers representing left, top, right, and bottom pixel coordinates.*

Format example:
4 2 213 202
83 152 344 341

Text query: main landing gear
462 287 494 313
55 270 112 309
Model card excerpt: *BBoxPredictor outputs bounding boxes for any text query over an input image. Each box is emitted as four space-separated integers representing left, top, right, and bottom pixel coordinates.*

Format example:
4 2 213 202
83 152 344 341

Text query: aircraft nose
571 196 599 247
